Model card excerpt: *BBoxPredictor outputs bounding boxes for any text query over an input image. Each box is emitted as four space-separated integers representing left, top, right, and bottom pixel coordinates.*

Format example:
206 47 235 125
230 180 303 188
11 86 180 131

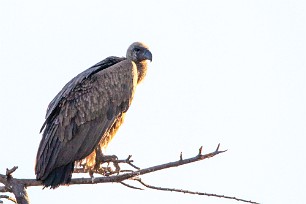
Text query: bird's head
126 42 152 63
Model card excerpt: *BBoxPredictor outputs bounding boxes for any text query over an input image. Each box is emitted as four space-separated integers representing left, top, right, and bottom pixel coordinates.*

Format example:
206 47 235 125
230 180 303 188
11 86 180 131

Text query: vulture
35 42 152 188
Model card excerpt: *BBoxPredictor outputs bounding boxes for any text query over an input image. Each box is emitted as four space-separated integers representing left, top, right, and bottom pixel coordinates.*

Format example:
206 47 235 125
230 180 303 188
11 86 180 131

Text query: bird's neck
136 61 148 84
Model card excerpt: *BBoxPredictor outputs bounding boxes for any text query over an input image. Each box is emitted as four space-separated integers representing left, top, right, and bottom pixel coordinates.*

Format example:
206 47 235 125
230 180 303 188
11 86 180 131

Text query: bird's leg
94 146 118 164
93 146 120 175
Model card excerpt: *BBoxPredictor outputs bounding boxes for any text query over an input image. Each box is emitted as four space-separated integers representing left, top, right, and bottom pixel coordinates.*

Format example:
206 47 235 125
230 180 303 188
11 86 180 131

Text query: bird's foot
97 154 118 163
94 152 120 176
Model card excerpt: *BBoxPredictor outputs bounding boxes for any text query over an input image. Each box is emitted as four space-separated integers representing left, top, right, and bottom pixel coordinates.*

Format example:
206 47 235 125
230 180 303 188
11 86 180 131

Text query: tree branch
0 144 259 204
119 181 144 190
134 178 259 204
0 169 29 204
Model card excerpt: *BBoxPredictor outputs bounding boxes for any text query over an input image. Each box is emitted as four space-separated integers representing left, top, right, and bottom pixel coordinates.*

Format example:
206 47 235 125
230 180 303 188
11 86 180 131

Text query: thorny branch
0 144 259 204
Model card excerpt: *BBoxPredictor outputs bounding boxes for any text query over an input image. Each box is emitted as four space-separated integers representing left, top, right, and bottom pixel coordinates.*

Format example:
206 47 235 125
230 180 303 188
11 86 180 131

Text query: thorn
198 146 203 155
180 152 183 161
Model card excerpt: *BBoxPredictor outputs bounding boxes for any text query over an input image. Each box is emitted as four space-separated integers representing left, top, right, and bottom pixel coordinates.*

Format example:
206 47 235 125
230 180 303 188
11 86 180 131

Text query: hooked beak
141 49 152 62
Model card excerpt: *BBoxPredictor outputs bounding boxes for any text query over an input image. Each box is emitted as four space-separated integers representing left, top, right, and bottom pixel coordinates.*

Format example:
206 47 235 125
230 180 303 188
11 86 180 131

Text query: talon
101 155 118 163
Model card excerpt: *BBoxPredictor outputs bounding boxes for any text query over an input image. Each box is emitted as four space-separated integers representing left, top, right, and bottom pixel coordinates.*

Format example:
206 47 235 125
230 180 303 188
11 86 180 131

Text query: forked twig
5 167 18 177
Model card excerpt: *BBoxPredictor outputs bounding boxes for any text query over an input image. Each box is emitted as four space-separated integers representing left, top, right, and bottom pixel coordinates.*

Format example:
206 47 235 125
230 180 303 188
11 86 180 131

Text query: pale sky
0 1 305 203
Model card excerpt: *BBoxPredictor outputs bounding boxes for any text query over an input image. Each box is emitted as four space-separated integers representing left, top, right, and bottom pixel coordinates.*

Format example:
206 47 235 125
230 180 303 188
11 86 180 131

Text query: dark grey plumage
35 42 152 188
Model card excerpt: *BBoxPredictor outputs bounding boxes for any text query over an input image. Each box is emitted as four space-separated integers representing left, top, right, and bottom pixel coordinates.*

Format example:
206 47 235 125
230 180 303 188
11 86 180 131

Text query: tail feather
40 163 74 189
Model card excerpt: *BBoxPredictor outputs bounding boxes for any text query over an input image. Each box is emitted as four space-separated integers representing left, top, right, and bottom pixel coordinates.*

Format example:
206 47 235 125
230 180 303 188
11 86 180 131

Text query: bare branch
6 167 18 177
120 182 143 190
0 175 29 204
0 145 259 204
1 144 227 188
135 178 259 204
120 155 140 170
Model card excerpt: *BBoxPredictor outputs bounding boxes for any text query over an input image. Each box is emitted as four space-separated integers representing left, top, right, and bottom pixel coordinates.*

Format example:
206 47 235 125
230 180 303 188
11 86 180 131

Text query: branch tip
126 155 132 160
216 143 220 151
180 152 183 161
198 146 203 155
5 166 18 177
135 179 259 204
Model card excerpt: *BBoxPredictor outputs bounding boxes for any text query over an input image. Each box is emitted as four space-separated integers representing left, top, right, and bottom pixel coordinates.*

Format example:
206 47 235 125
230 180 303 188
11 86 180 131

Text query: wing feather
40 56 125 133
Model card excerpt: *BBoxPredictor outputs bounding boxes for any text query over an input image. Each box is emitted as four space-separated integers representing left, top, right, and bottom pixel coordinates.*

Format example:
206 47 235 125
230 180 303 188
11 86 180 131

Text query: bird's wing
40 56 125 133
35 59 138 179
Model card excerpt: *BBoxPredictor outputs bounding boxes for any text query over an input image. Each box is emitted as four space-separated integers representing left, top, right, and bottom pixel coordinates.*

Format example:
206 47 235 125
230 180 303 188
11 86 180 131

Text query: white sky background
0 0 305 203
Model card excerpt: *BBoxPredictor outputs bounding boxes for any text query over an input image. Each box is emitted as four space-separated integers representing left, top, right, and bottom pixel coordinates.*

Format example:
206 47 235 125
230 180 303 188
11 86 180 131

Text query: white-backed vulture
35 42 152 188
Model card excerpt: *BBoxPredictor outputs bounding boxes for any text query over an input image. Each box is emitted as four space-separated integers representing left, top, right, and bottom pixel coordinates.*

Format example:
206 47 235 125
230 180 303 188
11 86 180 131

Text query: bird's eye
134 48 140 52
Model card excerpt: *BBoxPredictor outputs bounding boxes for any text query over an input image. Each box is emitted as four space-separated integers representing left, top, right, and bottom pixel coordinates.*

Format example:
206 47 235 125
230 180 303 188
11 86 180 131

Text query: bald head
126 42 152 63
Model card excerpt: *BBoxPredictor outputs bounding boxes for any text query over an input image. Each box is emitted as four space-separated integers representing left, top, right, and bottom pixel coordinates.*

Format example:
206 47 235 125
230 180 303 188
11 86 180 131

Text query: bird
35 42 152 188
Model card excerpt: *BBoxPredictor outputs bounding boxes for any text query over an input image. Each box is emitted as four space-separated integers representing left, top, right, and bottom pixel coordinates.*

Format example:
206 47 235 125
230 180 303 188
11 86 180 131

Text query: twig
6 167 18 177
119 182 143 190
135 178 259 204
198 146 203 155
122 155 140 170
106 155 140 170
